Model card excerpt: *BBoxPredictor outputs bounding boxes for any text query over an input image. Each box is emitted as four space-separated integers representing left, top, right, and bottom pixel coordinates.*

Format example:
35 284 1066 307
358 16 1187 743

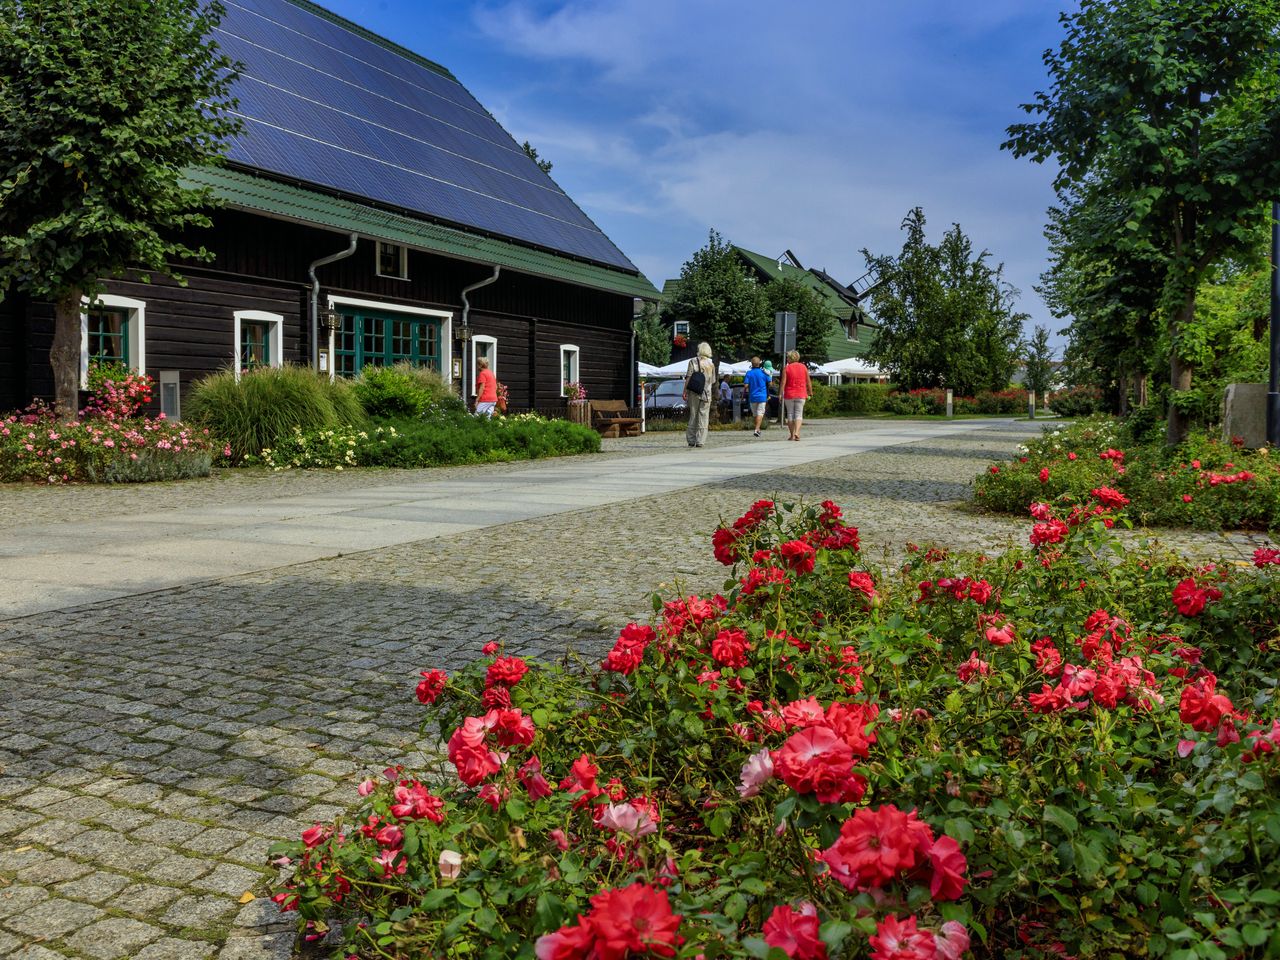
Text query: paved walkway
0 419 1271 959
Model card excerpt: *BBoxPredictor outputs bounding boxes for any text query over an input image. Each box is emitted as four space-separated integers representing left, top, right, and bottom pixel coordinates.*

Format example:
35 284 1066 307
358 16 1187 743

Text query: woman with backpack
683 341 714 448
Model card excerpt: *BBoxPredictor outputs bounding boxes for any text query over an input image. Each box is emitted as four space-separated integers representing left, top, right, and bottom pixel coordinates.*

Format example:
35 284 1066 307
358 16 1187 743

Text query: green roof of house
733 247 856 322
183 165 659 301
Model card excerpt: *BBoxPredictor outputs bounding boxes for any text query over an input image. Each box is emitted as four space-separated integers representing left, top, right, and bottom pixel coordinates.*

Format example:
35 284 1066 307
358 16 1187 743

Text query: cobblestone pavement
0 419 1273 958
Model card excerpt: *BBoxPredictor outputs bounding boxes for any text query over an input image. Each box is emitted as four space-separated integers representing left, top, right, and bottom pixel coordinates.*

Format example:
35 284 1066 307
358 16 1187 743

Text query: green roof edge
279 0 456 82
186 165 658 300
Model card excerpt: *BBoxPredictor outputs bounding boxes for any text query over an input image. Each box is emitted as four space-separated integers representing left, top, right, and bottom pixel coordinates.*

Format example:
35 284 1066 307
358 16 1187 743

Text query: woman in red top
475 357 498 417
778 350 810 441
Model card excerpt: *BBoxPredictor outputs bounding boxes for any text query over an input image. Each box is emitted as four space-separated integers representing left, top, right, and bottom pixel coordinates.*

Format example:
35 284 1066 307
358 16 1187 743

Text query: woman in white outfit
683 341 714 448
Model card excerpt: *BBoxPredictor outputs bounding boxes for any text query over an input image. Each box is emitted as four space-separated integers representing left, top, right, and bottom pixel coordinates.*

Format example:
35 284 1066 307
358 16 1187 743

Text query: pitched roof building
2 0 656 413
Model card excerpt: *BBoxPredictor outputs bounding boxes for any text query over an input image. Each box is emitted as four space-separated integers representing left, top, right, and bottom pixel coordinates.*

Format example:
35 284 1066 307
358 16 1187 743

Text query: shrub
185 365 365 461
248 413 600 470
1049 385 1104 418
835 383 890 415
804 381 838 417
975 416 1280 531
1 405 213 483
82 362 154 420
269 497 1280 959
352 363 455 419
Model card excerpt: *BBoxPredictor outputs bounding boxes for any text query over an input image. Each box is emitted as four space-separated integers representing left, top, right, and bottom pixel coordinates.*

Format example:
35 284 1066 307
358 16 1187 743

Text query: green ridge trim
185 165 659 300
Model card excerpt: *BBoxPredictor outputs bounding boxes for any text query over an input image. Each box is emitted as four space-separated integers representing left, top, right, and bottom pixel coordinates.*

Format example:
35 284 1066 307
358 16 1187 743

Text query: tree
862 208 1024 395
1003 0 1280 443
0 0 241 416
1023 325 1055 398
633 302 671 366
1037 186 1165 410
764 275 836 363
663 230 770 359
521 140 553 175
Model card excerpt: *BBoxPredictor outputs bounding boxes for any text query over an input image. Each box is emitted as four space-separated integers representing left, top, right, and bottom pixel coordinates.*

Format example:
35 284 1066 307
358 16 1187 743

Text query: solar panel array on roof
215 0 638 271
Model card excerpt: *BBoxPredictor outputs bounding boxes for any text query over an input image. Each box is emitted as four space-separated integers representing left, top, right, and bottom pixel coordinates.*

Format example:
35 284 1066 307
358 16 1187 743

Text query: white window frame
672 320 690 338
233 310 285 381
80 294 146 387
559 344 580 397
375 241 409 280
470 335 497 396
326 295 454 384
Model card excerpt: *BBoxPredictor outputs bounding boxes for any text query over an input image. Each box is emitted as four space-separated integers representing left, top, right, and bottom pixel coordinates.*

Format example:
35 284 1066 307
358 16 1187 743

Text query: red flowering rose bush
975 416 1280 532
269 497 1280 959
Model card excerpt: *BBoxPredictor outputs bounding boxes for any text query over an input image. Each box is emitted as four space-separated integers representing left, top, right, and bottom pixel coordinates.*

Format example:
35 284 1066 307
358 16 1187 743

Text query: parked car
645 380 688 418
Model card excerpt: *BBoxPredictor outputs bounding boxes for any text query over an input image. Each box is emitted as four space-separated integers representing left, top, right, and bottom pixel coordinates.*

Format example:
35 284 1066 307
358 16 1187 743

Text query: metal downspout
459 265 501 399
307 234 359 369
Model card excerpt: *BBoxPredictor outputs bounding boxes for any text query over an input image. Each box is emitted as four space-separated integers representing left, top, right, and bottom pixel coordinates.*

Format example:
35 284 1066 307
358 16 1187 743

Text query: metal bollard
945 389 953 419
1028 390 1036 420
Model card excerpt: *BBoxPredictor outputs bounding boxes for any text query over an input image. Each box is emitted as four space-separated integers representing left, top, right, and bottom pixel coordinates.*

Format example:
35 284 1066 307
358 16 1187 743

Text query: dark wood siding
6 207 638 413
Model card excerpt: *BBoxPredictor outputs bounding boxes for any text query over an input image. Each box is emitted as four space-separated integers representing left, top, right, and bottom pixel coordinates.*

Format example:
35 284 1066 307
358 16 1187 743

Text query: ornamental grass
270 495 1280 959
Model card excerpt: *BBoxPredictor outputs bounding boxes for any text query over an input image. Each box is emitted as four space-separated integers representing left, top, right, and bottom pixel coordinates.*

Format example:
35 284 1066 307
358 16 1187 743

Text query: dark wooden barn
0 0 656 416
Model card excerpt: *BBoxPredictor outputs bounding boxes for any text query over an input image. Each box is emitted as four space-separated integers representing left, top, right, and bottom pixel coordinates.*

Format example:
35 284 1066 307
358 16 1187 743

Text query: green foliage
269 497 1280 958
633 302 672 366
0 0 241 297
664 229 771 359
863 208 1025 395
802 383 891 419
975 416 1280 532
351 364 449 419
184 365 365 461
1 407 213 483
0 0 242 413
249 412 599 470
520 140 553 175
1022 324 1055 398
1004 0 1280 440
764 275 836 362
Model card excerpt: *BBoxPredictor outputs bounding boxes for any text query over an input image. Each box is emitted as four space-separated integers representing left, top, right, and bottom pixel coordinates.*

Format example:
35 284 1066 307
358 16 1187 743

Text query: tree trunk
1166 292 1195 445
1137 374 1148 407
51 289 83 419
1118 372 1131 417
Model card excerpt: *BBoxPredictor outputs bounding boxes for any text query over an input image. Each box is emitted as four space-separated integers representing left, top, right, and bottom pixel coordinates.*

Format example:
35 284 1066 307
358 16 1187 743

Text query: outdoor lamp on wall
320 309 342 382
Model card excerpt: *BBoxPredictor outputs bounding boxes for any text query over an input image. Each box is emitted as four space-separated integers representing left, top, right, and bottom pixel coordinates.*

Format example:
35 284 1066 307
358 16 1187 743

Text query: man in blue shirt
743 356 770 437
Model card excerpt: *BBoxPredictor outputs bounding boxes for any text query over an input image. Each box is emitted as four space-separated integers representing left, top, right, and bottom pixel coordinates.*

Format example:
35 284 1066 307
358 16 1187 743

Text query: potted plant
564 381 588 423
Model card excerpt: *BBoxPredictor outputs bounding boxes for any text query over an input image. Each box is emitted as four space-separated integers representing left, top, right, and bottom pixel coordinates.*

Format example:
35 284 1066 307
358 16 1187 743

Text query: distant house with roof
0 0 656 415
658 247 879 368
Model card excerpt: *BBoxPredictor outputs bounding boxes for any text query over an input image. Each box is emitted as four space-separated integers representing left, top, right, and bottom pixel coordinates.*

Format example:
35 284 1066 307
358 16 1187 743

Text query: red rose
777 539 817 575
763 902 828 959
1179 675 1234 733
1090 486 1129 509
1172 578 1217 617
486 656 529 688
925 835 968 900
586 882 683 959
603 623 655 675
415 669 447 705
712 526 742 566
772 726 862 804
820 805 933 890
711 627 751 669
847 570 876 600
868 915 936 960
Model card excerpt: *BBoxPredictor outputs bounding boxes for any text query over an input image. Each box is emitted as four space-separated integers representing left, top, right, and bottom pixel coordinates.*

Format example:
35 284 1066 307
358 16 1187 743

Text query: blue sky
323 0 1068 339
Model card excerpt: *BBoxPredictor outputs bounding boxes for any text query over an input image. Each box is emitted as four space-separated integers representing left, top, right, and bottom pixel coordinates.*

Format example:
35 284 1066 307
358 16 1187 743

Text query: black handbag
686 360 706 396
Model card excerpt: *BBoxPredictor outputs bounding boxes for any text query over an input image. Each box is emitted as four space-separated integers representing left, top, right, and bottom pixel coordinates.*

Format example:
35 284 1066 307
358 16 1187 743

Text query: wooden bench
590 399 642 438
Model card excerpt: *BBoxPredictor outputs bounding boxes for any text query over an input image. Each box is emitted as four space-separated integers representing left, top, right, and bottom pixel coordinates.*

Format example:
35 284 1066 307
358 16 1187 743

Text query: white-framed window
376 241 409 280
672 320 690 338
559 344 580 396
233 310 285 380
471 335 497 396
80 294 146 386
846 321 860 342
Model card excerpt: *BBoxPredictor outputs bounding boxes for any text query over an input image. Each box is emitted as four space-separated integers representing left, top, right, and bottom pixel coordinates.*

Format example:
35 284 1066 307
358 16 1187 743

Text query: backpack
686 359 706 396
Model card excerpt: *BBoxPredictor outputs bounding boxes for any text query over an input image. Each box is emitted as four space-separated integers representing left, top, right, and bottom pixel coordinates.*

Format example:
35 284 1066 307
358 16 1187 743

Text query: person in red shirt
474 357 498 416
778 350 810 441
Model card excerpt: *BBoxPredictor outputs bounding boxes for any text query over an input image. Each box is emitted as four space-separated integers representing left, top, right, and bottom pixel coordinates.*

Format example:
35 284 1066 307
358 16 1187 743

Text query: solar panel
215 0 637 271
